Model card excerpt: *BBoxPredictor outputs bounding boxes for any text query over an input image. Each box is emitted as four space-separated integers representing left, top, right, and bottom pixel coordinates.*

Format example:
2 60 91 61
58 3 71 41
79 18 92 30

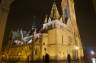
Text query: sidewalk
1 60 86 63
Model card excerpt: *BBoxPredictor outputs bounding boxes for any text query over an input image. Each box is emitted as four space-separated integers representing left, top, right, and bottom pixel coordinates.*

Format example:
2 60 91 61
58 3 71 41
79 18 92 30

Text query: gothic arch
0 0 15 51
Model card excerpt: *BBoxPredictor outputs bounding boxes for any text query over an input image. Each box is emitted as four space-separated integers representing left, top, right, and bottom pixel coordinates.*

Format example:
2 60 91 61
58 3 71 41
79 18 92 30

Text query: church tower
42 0 84 60
61 0 84 59
50 1 60 20
1 0 84 61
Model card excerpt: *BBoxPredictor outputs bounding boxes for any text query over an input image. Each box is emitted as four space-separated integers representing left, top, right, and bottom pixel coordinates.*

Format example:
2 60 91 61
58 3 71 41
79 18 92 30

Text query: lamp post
90 50 95 63
90 50 95 55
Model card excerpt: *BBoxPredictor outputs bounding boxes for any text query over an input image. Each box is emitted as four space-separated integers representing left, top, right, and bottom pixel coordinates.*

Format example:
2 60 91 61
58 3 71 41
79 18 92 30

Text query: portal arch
0 0 15 51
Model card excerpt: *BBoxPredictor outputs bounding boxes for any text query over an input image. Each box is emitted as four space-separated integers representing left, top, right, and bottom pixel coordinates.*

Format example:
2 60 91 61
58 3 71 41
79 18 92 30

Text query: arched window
65 7 70 24
34 48 38 55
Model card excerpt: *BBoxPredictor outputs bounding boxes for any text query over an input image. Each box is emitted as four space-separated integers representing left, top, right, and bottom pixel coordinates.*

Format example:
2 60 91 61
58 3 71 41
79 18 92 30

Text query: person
44 53 50 63
43 55 45 62
67 54 71 63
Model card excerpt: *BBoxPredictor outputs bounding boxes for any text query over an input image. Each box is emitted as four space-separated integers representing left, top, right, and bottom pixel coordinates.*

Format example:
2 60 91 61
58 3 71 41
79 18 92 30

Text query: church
34 0 84 60
2 0 84 61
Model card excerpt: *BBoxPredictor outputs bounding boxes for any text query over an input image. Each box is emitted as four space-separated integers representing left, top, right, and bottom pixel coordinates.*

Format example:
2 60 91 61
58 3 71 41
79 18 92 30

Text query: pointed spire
20 28 23 39
60 17 63 22
34 28 37 34
50 1 60 20
62 8 65 23
48 17 51 23
44 15 48 23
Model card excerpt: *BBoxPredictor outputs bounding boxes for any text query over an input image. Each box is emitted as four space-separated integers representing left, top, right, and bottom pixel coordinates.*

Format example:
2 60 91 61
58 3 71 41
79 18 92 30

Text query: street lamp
91 58 96 63
90 50 95 55
90 51 96 63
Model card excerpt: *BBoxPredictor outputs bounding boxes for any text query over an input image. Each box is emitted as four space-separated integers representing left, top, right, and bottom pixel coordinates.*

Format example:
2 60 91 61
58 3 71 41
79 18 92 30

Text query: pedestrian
67 54 71 63
44 53 50 63
43 55 45 62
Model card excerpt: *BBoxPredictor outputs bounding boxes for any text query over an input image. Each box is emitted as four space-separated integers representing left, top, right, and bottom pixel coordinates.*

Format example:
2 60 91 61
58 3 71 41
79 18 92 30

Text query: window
35 48 38 55
64 6 70 24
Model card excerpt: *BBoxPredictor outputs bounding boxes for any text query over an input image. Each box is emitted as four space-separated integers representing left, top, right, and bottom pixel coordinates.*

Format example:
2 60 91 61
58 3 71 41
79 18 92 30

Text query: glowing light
90 50 95 55
74 46 79 50
91 58 96 63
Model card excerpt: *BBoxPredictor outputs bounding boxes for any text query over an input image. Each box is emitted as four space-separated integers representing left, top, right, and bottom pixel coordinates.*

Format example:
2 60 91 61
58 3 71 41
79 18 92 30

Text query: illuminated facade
1 0 84 61
40 0 84 60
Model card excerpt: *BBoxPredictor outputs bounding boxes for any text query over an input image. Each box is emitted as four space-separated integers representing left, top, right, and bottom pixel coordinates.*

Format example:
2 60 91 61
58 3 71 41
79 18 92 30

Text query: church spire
44 15 48 23
50 1 60 20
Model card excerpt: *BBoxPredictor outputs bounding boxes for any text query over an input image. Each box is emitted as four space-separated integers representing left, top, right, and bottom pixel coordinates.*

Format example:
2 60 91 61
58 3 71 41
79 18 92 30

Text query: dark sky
4 0 96 50
74 0 96 49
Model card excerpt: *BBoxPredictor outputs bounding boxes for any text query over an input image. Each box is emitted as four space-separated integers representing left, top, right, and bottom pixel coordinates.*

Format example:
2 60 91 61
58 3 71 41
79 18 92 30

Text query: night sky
3 0 96 51
75 0 96 49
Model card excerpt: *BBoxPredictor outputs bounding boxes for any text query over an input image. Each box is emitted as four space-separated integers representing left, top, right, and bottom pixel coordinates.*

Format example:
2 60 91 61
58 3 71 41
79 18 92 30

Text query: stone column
0 0 14 51
0 0 14 62
0 6 9 52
